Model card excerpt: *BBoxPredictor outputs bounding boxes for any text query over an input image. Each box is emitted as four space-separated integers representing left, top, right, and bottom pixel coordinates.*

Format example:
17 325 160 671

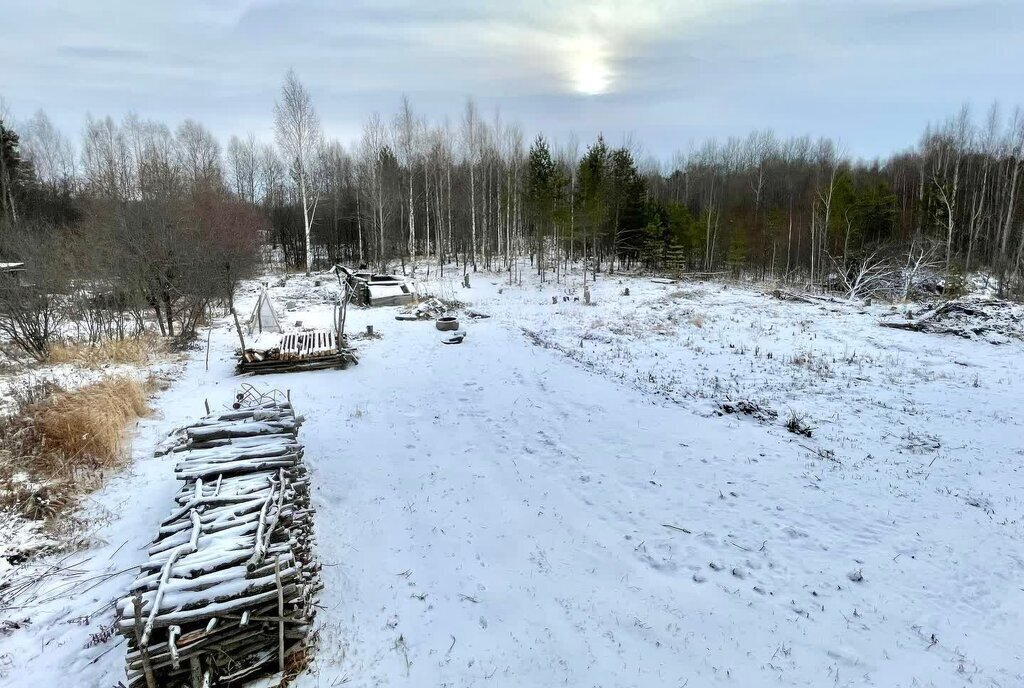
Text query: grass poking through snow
45 334 166 367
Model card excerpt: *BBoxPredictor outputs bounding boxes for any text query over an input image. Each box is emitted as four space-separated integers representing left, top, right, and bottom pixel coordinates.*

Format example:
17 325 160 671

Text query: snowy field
1 267 1022 687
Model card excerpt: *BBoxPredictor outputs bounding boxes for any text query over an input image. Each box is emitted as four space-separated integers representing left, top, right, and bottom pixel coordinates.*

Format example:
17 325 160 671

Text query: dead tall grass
0 376 155 524
33 377 152 464
46 333 165 367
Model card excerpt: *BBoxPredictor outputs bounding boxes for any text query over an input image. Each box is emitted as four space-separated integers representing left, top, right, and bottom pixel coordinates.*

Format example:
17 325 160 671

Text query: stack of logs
117 398 320 687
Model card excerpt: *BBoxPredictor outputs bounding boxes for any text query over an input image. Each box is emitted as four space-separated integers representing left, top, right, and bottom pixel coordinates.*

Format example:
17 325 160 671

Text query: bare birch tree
394 96 418 265
227 134 259 203
274 69 323 273
462 99 480 271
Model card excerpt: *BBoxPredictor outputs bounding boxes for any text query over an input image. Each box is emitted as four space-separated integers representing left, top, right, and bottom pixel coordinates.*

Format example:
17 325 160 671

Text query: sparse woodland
2 77 1024 360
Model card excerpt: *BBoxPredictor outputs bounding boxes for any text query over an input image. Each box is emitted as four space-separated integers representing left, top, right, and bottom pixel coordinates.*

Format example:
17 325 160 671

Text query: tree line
3 73 1024 332
256 77 1024 297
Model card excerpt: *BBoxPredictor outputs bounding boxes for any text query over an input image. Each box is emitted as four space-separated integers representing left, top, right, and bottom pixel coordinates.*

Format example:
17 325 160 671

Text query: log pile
117 396 320 687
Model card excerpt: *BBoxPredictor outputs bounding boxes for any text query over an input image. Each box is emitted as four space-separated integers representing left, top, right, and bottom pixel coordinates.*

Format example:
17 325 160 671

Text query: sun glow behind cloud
566 35 613 95
552 1 695 97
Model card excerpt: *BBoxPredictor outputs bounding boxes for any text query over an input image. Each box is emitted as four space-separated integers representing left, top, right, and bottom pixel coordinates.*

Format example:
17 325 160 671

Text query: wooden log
141 509 202 646
133 591 157 688
190 657 203 688
275 555 285 672
118 581 303 631
168 625 182 669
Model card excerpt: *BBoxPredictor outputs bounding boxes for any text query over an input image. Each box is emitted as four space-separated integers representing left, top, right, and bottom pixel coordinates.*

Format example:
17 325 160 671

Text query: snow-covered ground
1 266 1022 687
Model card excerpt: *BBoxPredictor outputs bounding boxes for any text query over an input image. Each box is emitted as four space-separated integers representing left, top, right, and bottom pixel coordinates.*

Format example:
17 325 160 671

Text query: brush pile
879 297 1024 343
395 296 449 321
116 391 319 687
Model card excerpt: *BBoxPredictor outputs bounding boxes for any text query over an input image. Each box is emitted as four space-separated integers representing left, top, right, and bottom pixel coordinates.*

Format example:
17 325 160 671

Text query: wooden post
168 624 182 669
275 555 285 673
228 276 248 353
366 325 374 336
190 657 203 687
204 398 210 415
132 591 157 688
205 307 213 371
338 281 353 346
231 308 246 354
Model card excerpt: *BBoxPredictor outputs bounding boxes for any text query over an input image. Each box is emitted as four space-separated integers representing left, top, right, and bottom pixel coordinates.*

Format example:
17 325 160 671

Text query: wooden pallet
279 329 336 361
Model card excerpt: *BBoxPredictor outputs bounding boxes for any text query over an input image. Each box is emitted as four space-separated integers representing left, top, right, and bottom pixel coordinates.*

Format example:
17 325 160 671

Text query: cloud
0 0 1021 157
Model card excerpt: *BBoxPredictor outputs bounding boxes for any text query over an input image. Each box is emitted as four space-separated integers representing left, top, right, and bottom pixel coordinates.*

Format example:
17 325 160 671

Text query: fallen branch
661 524 692 534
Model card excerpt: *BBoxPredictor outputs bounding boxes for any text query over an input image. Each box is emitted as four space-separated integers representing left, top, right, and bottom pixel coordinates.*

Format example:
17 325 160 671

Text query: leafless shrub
0 225 71 360
80 190 262 342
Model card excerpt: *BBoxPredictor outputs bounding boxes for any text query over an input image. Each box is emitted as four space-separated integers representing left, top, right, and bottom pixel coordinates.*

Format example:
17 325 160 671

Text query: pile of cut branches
879 298 1024 342
117 395 320 687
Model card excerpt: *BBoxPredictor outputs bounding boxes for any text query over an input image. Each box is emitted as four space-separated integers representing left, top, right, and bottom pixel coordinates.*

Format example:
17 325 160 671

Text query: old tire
436 316 460 331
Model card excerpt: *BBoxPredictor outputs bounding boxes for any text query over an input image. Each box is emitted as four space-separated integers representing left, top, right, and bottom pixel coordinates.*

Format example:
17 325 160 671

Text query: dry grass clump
280 641 316 686
33 377 152 464
0 376 154 523
46 333 165 367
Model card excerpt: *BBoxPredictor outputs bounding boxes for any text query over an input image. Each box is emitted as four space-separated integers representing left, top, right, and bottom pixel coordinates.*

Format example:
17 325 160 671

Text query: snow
247 331 283 352
1 267 1022 687
0 361 164 417
0 511 51 574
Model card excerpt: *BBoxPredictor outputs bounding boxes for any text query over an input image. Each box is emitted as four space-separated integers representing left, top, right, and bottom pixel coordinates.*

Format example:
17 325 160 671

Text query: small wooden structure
334 265 417 307
117 393 320 687
0 262 27 288
236 288 357 375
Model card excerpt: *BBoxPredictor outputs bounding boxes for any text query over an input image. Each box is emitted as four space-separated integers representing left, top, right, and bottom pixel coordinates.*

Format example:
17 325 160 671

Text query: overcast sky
2 0 1022 160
